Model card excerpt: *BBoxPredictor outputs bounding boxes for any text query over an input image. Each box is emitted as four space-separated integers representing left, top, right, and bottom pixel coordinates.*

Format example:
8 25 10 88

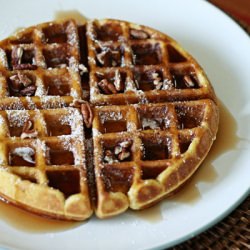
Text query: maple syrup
103 120 127 133
131 204 163 223
54 10 88 24
0 200 81 232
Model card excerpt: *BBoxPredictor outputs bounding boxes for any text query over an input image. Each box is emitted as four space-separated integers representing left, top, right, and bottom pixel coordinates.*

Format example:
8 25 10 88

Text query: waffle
0 19 86 110
0 108 92 220
0 18 219 220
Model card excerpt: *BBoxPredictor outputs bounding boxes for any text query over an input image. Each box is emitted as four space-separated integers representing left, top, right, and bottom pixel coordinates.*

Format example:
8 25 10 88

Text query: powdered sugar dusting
40 96 66 109
99 111 123 124
25 96 37 110
0 115 5 126
6 110 29 127
59 108 83 137
137 90 148 104
142 118 160 130
36 139 46 158
0 48 8 68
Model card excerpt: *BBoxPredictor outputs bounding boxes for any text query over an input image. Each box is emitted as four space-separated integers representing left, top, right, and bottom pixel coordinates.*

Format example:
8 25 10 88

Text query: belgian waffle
0 18 219 220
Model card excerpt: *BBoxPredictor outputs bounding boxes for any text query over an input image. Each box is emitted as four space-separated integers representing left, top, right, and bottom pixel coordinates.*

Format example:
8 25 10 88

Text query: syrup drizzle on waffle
0 18 219 220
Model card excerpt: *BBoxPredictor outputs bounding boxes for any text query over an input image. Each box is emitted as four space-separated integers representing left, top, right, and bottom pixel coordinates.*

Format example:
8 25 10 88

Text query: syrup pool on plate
0 200 82 233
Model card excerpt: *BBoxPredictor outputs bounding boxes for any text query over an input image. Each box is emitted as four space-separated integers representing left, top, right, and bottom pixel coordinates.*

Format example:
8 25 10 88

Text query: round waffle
0 18 219 220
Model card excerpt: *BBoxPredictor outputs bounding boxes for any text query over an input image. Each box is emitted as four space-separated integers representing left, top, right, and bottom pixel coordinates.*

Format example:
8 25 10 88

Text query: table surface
170 1 250 249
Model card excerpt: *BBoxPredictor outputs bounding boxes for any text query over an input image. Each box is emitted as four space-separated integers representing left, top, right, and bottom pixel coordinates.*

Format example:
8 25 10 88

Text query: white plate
0 0 249 249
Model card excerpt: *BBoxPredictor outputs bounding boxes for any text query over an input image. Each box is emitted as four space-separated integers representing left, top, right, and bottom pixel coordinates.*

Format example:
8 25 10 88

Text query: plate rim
0 1 249 250
151 1 250 248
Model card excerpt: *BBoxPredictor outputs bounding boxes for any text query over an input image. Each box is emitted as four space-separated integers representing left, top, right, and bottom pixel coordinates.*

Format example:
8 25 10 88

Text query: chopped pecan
80 101 93 128
162 79 173 90
103 149 117 164
125 76 138 91
114 145 122 155
11 47 23 65
130 29 149 40
9 75 22 93
116 140 132 161
13 64 37 70
21 120 38 139
104 140 132 163
11 47 37 70
17 72 32 87
119 140 132 149
183 75 195 87
113 70 124 92
98 79 117 94
20 85 36 96
96 50 108 65
117 150 130 161
9 72 36 96
152 72 163 90
96 48 120 66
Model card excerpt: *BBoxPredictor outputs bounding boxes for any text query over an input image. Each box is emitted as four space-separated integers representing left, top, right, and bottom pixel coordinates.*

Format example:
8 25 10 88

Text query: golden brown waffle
87 19 216 105
0 108 92 220
0 18 219 220
0 19 86 110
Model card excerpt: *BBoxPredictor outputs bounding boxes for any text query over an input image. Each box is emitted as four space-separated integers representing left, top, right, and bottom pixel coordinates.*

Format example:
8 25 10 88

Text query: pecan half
80 101 93 128
130 29 149 40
